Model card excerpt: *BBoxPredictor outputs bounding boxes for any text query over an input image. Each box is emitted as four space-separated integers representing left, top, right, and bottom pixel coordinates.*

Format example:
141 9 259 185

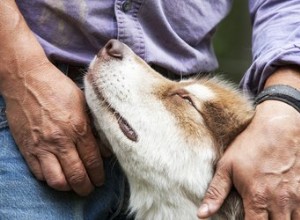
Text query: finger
197 162 232 218
22 152 45 181
292 209 300 219
244 209 269 220
269 202 292 220
91 122 112 158
269 211 291 220
76 128 105 187
38 152 71 191
57 143 94 196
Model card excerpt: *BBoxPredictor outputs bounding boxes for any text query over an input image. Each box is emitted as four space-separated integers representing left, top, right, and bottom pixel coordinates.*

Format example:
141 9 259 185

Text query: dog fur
84 40 254 220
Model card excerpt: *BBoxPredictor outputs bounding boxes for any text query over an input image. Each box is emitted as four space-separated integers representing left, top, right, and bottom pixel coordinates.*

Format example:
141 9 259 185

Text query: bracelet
254 84 300 113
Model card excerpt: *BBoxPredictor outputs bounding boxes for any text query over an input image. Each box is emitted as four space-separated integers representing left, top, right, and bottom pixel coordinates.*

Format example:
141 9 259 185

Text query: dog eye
176 94 195 108
182 96 193 106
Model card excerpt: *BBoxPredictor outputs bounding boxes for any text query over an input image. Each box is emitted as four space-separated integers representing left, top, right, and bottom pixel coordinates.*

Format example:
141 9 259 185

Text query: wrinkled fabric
241 0 300 94
16 0 231 75
16 0 300 94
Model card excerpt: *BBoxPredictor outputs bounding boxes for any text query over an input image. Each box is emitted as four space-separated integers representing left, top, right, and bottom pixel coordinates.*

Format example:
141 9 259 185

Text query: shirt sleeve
240 0 300 95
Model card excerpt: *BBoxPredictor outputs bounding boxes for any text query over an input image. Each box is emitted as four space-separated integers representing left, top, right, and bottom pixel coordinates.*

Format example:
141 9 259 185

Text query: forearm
0 0 48 95
264 65 300 90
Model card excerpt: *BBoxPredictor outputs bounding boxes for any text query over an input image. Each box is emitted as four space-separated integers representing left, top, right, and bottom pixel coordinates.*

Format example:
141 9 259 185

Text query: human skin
0 0 105 196
198 67 300 219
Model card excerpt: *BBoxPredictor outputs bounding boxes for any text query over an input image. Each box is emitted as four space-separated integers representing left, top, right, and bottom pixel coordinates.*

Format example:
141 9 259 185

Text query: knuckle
56 144 74 156
214 166 229 181
247 186 268 209
211 166 231 189
44 130 69 145
67 169 87 186
29 167 45 181
47 177 68 190
275 190 292 208
252 193 267 206
73 120 89 137
215 159 230 176
206 185 225 202
83 154 102 170
34 171 45 181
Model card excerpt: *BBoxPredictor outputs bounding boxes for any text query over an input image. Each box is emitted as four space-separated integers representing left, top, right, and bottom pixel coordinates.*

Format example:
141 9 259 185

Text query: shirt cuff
240 43 300 96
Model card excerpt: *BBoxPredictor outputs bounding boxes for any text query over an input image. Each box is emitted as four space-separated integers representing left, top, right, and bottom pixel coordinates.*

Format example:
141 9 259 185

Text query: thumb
197 162 232 218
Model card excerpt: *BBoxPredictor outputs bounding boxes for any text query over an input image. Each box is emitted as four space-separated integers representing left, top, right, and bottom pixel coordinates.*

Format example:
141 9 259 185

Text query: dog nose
98 39 124 59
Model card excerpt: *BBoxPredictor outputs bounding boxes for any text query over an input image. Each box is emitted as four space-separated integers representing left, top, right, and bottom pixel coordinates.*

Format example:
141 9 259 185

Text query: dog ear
201 99 254 151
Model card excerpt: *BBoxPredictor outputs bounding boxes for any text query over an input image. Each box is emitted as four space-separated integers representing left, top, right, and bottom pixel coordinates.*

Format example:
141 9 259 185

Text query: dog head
84 39 253 215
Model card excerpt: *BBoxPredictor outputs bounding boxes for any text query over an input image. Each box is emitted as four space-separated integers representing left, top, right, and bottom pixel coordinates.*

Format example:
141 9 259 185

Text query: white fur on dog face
86 48 215 183
85 48 216 219
85 42 253 220
185 84 215 102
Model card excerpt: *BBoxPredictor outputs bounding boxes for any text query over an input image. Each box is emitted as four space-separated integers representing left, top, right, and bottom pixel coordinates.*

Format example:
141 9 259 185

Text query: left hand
198 66 300 219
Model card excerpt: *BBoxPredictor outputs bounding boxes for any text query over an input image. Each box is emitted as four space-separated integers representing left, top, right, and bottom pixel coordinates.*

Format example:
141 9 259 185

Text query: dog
84 39 254 220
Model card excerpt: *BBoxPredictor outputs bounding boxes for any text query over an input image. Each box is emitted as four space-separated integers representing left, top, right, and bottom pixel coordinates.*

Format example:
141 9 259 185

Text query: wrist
255 85 300 113
265 65 300 90
256 66 300 113
255 100 300 130
0 61 53 101
0 1 49 94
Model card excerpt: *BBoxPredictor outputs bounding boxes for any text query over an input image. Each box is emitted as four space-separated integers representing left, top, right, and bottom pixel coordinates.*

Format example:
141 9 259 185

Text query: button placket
115 0 146 59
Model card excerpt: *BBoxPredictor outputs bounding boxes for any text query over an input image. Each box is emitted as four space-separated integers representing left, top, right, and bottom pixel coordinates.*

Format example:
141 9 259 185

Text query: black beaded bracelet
254 84 300 113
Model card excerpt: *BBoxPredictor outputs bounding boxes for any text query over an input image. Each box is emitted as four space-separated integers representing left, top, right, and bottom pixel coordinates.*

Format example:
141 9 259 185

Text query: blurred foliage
213 1 252 84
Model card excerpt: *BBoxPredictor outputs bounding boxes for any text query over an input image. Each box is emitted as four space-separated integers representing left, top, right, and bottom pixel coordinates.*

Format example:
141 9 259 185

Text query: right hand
2 61 105 196
198 100 300 219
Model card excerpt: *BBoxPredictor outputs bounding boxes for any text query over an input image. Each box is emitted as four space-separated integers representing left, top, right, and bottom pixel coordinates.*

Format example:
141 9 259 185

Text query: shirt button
122 0 132 12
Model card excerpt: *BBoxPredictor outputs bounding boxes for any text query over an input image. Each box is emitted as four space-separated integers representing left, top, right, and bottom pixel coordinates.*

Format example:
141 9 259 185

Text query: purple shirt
241 0 300 94
16 0 300 95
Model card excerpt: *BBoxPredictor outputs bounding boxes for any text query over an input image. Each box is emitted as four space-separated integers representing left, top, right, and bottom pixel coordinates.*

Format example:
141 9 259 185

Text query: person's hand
2 61 105 196
197 99 300 219
0 0 105 196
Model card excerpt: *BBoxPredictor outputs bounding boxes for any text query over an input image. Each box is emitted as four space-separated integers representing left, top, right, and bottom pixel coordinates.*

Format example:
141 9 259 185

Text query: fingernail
197 204 209 217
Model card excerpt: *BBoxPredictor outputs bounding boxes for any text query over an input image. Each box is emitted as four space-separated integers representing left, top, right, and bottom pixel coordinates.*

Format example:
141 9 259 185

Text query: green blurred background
213 1 252 84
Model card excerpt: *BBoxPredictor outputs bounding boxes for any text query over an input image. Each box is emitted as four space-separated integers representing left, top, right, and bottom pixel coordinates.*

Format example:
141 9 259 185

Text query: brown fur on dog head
201 77 254 152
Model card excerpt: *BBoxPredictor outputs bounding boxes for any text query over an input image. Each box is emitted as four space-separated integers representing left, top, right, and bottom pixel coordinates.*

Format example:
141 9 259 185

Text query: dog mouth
100 99 138 142
115 111 138 142
87 74 138 142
